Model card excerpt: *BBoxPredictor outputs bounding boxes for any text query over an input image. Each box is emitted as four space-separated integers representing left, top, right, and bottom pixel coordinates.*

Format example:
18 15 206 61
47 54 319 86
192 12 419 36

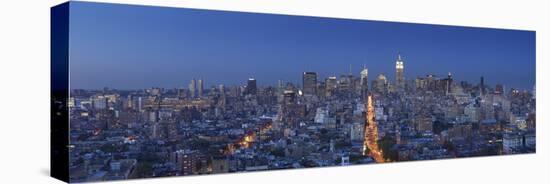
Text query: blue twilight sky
68 1 535 90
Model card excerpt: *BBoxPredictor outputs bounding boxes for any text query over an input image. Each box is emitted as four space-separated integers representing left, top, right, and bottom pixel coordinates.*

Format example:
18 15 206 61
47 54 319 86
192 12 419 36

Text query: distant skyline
68 2 535 90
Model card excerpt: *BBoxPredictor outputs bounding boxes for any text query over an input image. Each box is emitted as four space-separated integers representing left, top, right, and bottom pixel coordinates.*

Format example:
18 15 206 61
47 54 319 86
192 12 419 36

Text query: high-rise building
426 74 437 91
360 65 368 92
189 79 196 98
480 76 486 95
302 72 317 96
446 72 453 95
245 78 257 95
338 74 353 93
197 79 204 97
395 53 405 92
373 74 388 93
283 90 297 105
495 84 504 95
325 76 337 96
137 96 142 112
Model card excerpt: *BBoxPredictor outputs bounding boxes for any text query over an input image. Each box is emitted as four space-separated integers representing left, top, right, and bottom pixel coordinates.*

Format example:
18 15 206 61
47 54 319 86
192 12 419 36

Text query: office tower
425 74 436 91
245 78 257 95
480 76 485 95
198 79 204 97
283 90 297 105
495 84 504 95
395 53 405 92
446 72 453 95
374 74 388 93
326 76 337 89
360 65 368 86
302 72 317 96
339 74 353 92
325 76 337 96
189 79 196 98
360 65 368 92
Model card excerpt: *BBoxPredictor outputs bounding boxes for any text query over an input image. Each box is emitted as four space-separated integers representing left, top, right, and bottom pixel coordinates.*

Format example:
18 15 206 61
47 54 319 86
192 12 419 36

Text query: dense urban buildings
67 53 536 182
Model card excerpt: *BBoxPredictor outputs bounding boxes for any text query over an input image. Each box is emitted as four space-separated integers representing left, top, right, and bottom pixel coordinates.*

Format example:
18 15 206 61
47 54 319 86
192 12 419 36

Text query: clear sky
68 1 535 90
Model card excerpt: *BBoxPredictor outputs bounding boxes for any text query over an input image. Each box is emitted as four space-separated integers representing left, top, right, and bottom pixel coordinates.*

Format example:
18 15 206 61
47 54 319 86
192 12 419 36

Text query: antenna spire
397 52 402 61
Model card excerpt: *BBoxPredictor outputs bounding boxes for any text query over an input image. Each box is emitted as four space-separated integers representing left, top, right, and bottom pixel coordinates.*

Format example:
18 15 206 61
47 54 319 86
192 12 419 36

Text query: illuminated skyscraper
302 72 317 96
197 79 204 97
446 72 453 95
360 65 368 92
395 53 405 92
373 74 388 93
325 76 337 96
189 79 196 98
245 78 257 95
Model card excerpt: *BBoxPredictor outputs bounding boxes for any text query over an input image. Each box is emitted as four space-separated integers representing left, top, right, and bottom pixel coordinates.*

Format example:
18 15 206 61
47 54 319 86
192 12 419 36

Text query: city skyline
69 62 534 93
68 2 535 90
67 53 534 94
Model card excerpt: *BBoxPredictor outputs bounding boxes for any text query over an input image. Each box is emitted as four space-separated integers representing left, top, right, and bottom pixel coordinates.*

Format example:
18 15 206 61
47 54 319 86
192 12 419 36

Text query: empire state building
395 53 405 92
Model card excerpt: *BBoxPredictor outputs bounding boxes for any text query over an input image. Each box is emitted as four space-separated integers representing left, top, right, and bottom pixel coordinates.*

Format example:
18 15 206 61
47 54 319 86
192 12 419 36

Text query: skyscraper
325 76 337 96
245 78 257 95
303 72 317 96
189 79 196 98
360 65 368 92
374 74 388 93
480 76 486 95
338 74 353 92
395 53 405 92
446 72 453 95
495 84 504 95
197 79 204 97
